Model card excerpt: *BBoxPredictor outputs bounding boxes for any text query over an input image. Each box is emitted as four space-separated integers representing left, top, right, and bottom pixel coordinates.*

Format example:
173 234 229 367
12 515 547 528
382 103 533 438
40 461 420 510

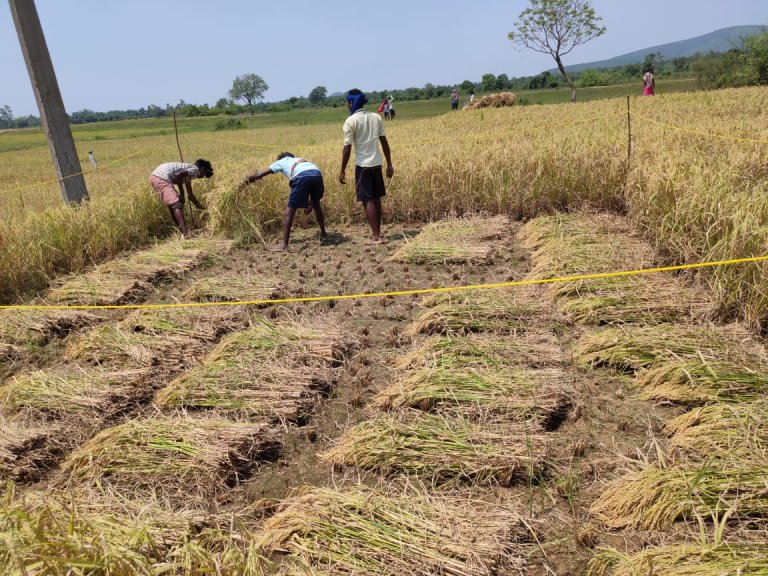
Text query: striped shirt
151 162 200 183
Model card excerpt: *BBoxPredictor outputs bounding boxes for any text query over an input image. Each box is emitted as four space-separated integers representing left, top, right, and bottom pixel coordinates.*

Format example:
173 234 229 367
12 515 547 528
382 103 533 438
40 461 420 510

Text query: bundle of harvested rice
47 237 232 306
586 542 768 576
464 92 517 110
574 324 758 372
0 367 150 418
0 308 98 347
590 463 768 530
182 275 284 303
65 324 199 369
120 305 247 342
396 333 564 371
157 361 323 421
405 288 546 336
0 485 261 575
665 402 768 461
60 416 282 500
637 359 768 405
519 213 636 254
389 215 509 264
256 485 527 576
373 366 572 428
0 417 55 480
321 412 546 484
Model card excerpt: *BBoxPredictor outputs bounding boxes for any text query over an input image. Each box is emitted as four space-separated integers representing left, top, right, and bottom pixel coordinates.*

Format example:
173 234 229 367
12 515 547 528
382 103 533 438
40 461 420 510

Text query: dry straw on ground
665 402 768 461
373 365 572 428
0 417 53 480
389 215 509 264
60 416 282 502
321 411 546 485
181 274 284 302
405 288 548 336
256 485 529 576
590 463 768 530
0 308 98 347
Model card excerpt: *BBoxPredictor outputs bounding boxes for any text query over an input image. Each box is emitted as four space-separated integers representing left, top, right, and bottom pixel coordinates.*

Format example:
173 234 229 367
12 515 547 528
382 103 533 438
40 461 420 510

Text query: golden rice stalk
373 366 572 428
0 367 150 417
574 324 759 372
665 402 768 461
0 485 264 575
182 275 284 303
320 412 546 485
157 360 325 421
256 485 527 576
519 212 636 255
395 333 564 371
590 463 768 530
0 308 98 347
47 237 233 305
120 305 247 342
60 416 282 501
586 542 768 576
65 325 199 370
389 215 509 264
405 288 546 336
637 359 768 405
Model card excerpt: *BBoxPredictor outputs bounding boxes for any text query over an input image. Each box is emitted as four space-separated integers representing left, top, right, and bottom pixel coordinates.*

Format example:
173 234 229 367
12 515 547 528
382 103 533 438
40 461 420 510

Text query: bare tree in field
508 0 606 103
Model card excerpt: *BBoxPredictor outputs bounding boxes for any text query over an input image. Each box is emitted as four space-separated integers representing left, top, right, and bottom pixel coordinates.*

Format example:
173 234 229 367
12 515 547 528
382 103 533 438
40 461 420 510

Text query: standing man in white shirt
338 89 394 244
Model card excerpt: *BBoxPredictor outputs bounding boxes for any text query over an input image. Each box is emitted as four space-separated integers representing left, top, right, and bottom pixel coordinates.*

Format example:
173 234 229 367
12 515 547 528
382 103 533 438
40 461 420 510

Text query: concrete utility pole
10 0 88 204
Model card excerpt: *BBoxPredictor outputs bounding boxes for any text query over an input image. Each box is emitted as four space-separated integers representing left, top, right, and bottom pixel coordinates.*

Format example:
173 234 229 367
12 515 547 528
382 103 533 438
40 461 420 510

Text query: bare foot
371 237 387 245
271 245 289 253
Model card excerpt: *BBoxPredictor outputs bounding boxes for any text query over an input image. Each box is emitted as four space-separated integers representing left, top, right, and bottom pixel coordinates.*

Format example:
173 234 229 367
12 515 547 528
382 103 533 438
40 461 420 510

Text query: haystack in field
389 215 509 264
396 333 564 371
256 485 528 576
463 92 517 110
157 318 351 419
0 417 56 481
590 463 768 530
574 324 759 373
0 308 98 347
0 366 150 419
47 237 233 306
0 486 261 574
60 416 282 501
373 366 572 429
586 543 768 576
321 412 547 485
405 288 548 336
665 402 768 461
182 274 284 303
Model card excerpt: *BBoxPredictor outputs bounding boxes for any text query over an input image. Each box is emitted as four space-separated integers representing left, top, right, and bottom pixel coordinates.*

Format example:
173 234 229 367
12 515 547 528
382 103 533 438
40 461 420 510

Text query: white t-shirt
343 110 385 168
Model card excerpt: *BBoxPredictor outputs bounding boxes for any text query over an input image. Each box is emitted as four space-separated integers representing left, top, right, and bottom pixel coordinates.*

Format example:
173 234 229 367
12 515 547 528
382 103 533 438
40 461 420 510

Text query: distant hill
555 25 765 73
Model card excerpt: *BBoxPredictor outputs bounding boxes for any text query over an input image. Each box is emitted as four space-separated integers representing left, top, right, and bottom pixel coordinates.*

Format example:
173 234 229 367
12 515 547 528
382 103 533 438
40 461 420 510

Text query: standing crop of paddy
589 462 768 530
373 365 572 430
58 416 282 503
255 484 529 576
586 541 768 576
321 411 547 485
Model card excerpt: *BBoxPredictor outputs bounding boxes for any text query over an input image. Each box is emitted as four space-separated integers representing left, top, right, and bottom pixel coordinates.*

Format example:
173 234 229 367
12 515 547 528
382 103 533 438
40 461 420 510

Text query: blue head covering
346 89 368 114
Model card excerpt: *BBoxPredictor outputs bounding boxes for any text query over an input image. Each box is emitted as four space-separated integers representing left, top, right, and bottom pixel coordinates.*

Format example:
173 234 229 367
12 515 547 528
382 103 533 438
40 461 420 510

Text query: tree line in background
1 31 766 129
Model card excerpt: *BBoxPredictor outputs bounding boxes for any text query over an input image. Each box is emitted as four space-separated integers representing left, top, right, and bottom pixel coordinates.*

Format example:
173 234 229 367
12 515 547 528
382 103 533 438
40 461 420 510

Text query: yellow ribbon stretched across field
2 254 767 311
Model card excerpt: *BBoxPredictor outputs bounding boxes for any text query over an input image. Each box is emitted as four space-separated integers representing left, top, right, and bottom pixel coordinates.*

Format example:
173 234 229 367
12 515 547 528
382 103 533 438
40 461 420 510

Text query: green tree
508 0 606 102
460 80 476 93
745 31 768 84
480 73 498 92
229 74 269 108
0 105 13 129
308 86 327 106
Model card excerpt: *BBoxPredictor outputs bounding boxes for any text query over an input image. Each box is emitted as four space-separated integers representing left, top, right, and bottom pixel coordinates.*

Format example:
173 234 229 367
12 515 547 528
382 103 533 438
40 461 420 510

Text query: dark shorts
288 170 324 209
451 101 458 109
354 165 386 203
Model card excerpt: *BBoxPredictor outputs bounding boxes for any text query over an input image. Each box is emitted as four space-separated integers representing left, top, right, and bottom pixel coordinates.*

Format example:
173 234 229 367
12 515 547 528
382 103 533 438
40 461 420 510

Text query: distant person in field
339 88 394 244
383 99 391 120
243 152 327 252
149 159 212 238
642 66 656 96
450 90 459 110
88 150 97 168
387 96 395 119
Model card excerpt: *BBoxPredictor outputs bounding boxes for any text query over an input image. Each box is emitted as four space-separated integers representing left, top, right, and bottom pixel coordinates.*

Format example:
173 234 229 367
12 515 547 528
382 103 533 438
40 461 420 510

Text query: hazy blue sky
2 1 765 116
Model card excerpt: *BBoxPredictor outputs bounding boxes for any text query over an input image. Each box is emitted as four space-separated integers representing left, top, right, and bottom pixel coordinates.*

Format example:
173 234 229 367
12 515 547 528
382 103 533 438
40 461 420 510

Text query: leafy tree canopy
229 74 269 107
